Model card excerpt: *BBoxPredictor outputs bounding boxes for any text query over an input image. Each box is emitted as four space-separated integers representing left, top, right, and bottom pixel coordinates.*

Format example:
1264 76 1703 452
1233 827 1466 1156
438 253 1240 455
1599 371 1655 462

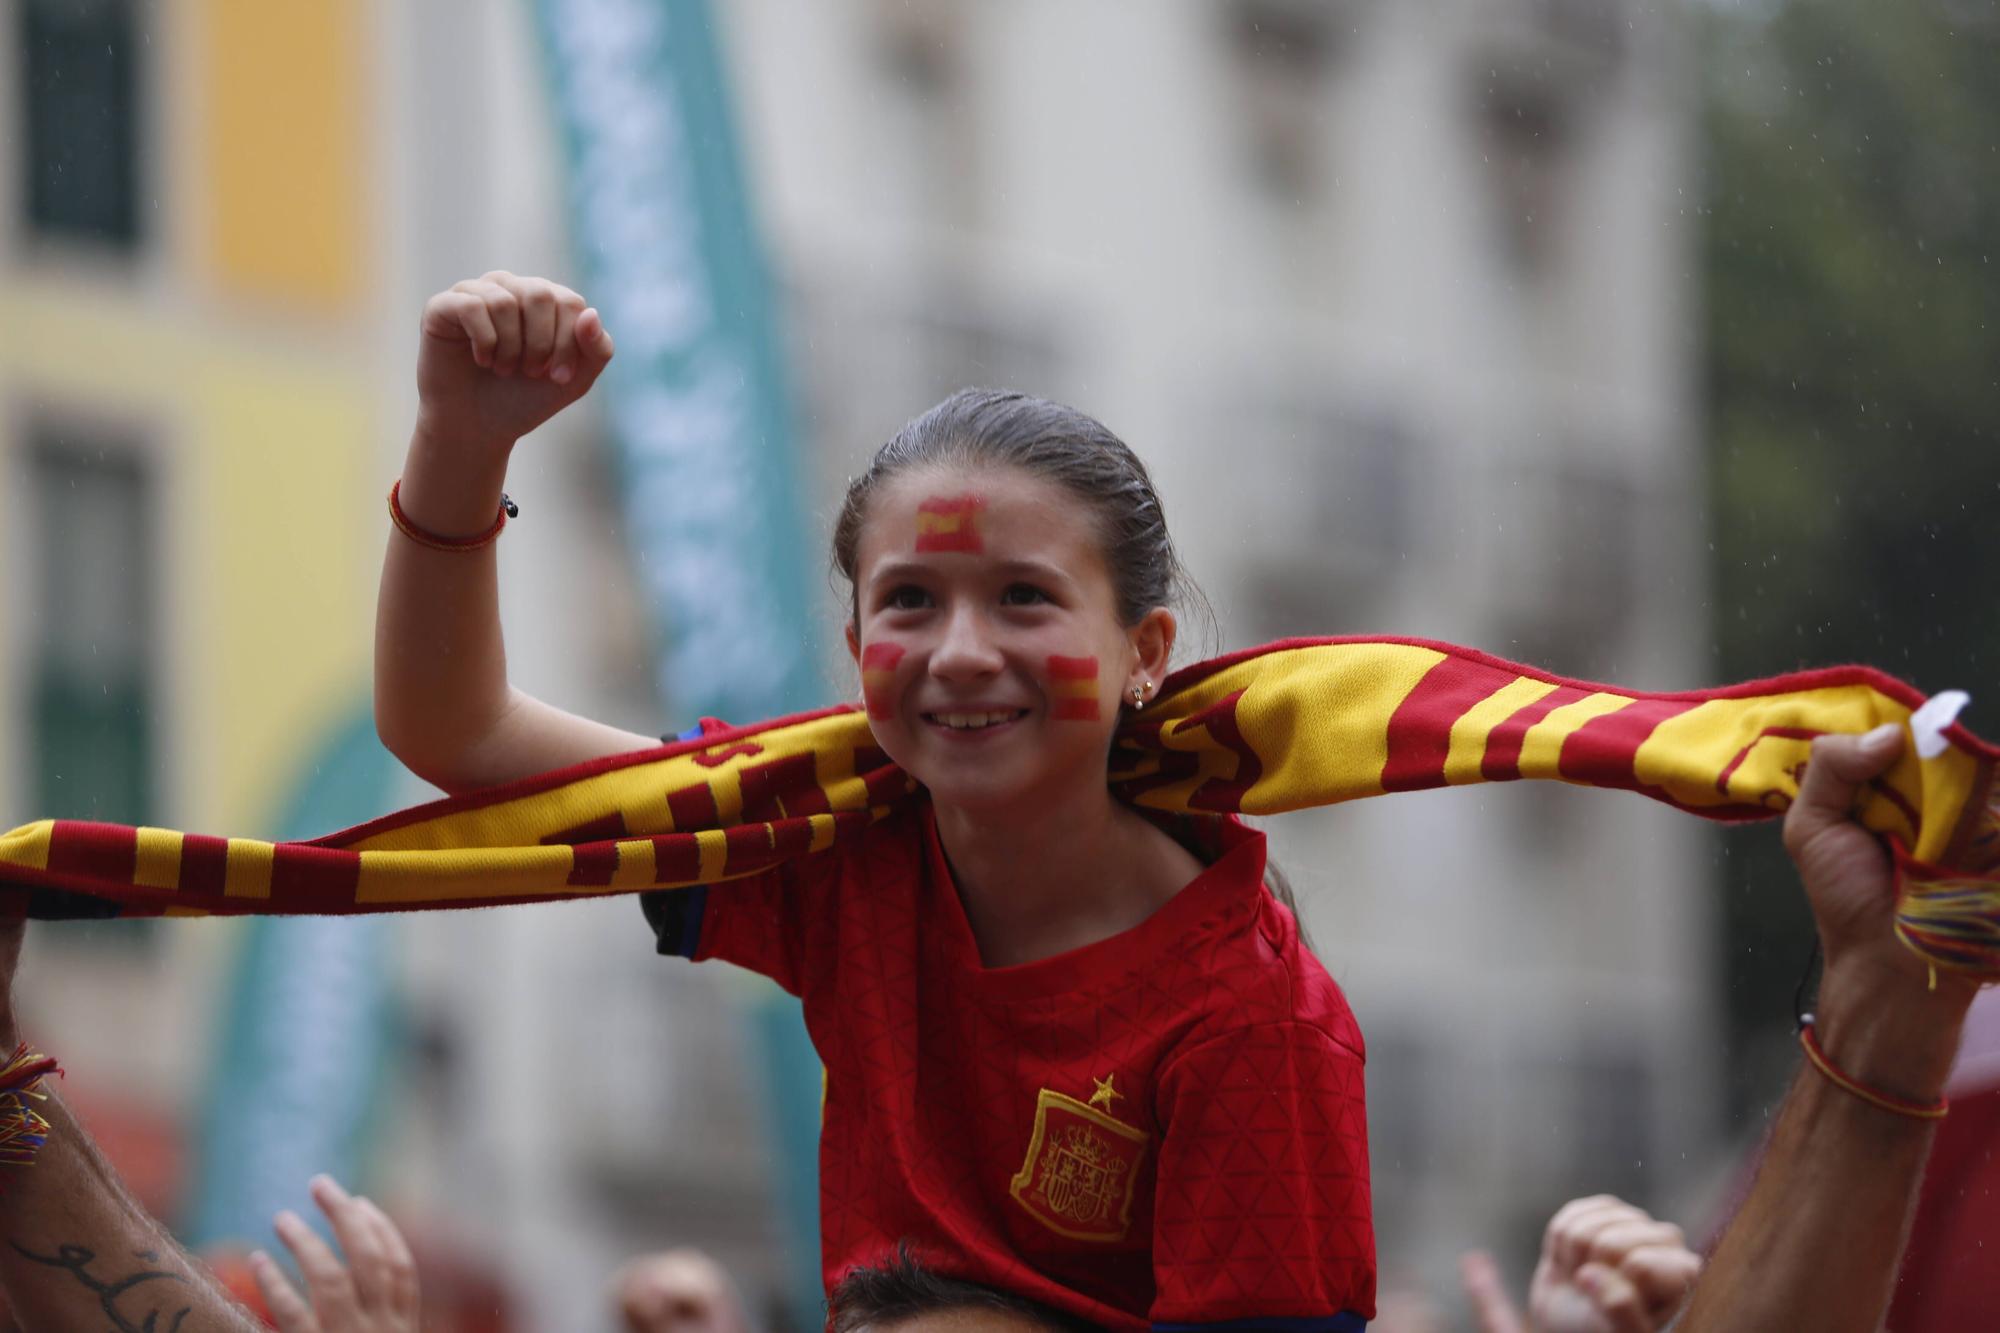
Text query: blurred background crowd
1 0 1995 1328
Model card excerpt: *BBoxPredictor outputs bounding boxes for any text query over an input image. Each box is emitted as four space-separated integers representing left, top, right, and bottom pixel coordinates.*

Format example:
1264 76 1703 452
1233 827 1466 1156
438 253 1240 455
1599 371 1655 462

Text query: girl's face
847 465 1174 815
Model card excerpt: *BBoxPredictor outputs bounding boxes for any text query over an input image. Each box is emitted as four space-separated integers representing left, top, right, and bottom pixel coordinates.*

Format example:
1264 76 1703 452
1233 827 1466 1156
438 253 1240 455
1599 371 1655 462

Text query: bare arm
1679 727 1979 1331
0 920 262 1331
375 272 658 793
0 919 423 1332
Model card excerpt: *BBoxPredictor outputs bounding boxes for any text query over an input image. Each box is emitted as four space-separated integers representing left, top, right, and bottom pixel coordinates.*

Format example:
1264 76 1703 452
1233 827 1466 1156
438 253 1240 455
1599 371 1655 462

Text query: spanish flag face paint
914 494 987 554
861 642 906 720
1047 655 1102 721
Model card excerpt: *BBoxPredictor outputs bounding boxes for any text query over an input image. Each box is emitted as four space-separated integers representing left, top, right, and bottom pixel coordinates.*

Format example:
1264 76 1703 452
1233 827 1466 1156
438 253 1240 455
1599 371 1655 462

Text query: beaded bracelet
387 480 517 552
1798 1020 1949 1121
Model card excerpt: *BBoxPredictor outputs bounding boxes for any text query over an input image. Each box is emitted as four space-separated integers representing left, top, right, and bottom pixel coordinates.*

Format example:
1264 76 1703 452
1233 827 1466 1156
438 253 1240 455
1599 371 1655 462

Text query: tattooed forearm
8 1238 192 1333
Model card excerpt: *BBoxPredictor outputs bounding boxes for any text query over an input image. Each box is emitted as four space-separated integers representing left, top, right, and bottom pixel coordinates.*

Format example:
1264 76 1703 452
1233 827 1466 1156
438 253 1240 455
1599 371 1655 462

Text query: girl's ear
845 622 862 666
1127 607 1176 697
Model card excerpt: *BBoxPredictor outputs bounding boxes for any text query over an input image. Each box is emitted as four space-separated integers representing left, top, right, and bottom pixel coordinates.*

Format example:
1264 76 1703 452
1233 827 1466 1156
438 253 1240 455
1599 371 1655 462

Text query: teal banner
531 0 827 1317
532 0 821 723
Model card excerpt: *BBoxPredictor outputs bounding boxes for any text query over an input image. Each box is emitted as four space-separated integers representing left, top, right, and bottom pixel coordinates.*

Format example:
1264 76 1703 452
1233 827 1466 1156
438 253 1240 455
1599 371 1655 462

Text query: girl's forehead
861 466 1102 563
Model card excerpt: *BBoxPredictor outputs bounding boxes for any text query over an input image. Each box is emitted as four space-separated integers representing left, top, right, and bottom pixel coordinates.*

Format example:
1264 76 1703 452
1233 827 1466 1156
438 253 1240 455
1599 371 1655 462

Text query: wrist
1811 958 1972 1101
400 424 513 539
410 410 517 460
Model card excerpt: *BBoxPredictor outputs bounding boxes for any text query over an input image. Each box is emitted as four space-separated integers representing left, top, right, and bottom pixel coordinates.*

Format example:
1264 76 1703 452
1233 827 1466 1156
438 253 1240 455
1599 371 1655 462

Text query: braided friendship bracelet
1798 1021 1949 1121
387 480 517 552
0 1044 61 1187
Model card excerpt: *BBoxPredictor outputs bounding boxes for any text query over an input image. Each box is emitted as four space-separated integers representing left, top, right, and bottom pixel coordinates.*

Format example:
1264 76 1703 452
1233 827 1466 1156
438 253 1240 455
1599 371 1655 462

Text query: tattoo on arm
10 1238 193 1333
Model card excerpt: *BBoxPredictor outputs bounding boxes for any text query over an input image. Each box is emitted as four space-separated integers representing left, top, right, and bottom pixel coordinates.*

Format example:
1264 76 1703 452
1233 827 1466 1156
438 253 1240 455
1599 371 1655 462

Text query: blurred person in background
615 1247 755 1333
826 1244 1099 1333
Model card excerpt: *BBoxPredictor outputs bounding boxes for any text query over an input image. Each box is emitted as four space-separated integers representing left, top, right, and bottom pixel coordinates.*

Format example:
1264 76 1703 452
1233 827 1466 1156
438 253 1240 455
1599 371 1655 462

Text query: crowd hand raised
1460 1195 1698 1333
249 1176 419 1333
614 1248 755 1333
415 270 615 452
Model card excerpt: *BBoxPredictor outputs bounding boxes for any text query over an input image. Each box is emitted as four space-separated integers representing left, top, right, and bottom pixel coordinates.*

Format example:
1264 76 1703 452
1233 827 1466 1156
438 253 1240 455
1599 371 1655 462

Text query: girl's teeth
938 711 1016 729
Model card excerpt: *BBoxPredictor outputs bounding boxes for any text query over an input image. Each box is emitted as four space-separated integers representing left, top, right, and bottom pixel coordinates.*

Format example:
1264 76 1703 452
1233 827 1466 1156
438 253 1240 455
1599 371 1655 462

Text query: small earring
1131 682 1148 710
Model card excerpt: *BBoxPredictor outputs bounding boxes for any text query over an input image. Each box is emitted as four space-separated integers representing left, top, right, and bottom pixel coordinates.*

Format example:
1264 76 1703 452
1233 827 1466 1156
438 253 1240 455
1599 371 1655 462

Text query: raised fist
414 270 615 452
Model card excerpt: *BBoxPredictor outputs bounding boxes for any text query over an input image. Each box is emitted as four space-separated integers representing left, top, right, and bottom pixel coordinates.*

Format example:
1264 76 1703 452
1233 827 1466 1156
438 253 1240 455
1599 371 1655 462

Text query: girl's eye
1001 583 1050 606
885 585 932 611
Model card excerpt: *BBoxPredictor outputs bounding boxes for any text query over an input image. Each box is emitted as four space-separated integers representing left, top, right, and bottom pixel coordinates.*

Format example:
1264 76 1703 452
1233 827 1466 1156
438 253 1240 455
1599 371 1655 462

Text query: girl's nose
930 604 1003 680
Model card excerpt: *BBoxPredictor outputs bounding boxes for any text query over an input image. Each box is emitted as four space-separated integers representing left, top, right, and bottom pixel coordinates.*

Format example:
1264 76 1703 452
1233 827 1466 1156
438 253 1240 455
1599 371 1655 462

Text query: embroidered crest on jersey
1009 1086 1149 1242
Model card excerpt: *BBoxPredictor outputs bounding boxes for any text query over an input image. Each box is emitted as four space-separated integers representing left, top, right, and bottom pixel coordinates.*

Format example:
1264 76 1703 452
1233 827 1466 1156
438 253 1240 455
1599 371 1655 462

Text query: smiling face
846 464 1174 815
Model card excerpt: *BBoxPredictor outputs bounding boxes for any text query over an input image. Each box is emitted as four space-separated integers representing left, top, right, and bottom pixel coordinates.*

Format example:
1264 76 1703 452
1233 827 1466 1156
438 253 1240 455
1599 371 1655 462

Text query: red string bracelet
387 480 515 552
1798 1021 1949 1121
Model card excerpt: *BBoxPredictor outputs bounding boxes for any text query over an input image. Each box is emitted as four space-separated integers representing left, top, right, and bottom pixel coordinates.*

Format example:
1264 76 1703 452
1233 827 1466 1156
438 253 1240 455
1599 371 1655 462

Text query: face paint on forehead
914 493 988 554
1047 655 1102 721
860 642 905 720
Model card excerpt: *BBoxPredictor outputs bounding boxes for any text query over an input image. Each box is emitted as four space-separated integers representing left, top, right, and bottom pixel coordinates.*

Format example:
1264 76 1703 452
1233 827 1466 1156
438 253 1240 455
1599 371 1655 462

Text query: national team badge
1009 1083 1149 1242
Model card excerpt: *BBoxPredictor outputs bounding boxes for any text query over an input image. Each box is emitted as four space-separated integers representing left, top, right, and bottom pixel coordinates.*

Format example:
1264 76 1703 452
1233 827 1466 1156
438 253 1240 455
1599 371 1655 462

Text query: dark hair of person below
828 1242 1105 1333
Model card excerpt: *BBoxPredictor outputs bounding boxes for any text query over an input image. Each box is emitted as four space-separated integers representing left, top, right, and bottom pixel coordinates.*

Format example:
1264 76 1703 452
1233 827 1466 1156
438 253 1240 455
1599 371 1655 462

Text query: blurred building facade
0 0 1717 1326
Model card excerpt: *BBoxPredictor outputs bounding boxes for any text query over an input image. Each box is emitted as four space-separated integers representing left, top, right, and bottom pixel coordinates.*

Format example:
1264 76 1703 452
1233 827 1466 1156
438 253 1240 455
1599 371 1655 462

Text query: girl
377 272 1373 1332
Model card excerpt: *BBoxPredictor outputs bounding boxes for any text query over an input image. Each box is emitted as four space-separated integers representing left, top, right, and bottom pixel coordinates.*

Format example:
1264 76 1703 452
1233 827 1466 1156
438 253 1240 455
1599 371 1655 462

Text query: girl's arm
375 272 659 794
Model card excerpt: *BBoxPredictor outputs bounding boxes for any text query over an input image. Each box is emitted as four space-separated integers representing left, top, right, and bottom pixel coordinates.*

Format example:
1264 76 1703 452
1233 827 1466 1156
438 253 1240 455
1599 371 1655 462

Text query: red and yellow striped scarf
4 638 1997 976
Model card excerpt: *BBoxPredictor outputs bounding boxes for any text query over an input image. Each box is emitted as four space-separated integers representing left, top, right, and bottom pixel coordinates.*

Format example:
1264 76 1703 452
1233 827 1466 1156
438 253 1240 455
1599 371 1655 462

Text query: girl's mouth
922 709 1030 733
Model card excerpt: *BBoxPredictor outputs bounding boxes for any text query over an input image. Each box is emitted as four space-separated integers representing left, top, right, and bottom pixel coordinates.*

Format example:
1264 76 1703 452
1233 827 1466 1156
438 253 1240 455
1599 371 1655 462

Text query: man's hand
414 270 615 455
1678 724 1986 1332
1784 726 1977 1096
248 1176 419 1333
613 1248 754 1333
1461 1196 1699 1333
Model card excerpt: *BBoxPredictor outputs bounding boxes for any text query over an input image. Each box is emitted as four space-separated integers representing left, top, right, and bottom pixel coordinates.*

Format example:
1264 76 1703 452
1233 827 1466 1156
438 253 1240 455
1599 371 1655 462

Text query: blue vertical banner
531 0 821 722
528 0 828 1317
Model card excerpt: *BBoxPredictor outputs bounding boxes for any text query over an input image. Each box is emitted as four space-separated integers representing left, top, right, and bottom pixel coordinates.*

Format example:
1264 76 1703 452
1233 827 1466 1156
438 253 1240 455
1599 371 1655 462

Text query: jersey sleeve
1149 1020 1375 1331
640 860 822 995
636 718 829 996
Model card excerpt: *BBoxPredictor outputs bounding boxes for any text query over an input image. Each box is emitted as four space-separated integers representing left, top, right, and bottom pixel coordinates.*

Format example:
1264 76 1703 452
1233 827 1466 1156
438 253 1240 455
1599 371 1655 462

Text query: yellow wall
0 284 376 833
198 0 369 312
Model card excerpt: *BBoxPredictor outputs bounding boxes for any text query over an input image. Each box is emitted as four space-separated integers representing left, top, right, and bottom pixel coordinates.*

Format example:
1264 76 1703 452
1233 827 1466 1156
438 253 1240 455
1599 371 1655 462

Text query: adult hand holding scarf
1676 726 1978 1333
1 637 1996 976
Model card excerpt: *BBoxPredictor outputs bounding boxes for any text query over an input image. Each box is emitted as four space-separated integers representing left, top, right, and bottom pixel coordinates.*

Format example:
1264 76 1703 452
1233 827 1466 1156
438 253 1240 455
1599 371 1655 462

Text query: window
29 433 155 827
867 0 977 230
18 0 142 247
1477 75 1571 278
1236 397 1417 637
1223 0 1345 206
1487 456 1641 679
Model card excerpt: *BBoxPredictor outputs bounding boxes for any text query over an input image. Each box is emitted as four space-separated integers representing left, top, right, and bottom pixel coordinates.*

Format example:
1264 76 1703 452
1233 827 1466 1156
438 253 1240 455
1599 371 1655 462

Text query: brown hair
831 388 1209 634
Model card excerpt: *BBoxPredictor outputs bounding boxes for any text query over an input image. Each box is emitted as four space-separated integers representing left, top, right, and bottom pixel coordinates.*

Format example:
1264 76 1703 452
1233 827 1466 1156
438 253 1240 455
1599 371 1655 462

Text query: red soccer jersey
643 802 1375 1331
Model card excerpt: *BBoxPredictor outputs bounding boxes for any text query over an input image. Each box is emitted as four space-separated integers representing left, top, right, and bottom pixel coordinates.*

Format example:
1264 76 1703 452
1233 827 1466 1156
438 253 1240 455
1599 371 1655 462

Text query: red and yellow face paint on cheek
1047 655 1102 721
861 643 906 720
914 494 987 554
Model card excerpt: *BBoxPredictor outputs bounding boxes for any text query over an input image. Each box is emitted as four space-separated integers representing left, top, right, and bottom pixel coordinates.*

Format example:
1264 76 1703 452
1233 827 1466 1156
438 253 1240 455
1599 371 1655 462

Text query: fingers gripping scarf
3 638 1997 976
